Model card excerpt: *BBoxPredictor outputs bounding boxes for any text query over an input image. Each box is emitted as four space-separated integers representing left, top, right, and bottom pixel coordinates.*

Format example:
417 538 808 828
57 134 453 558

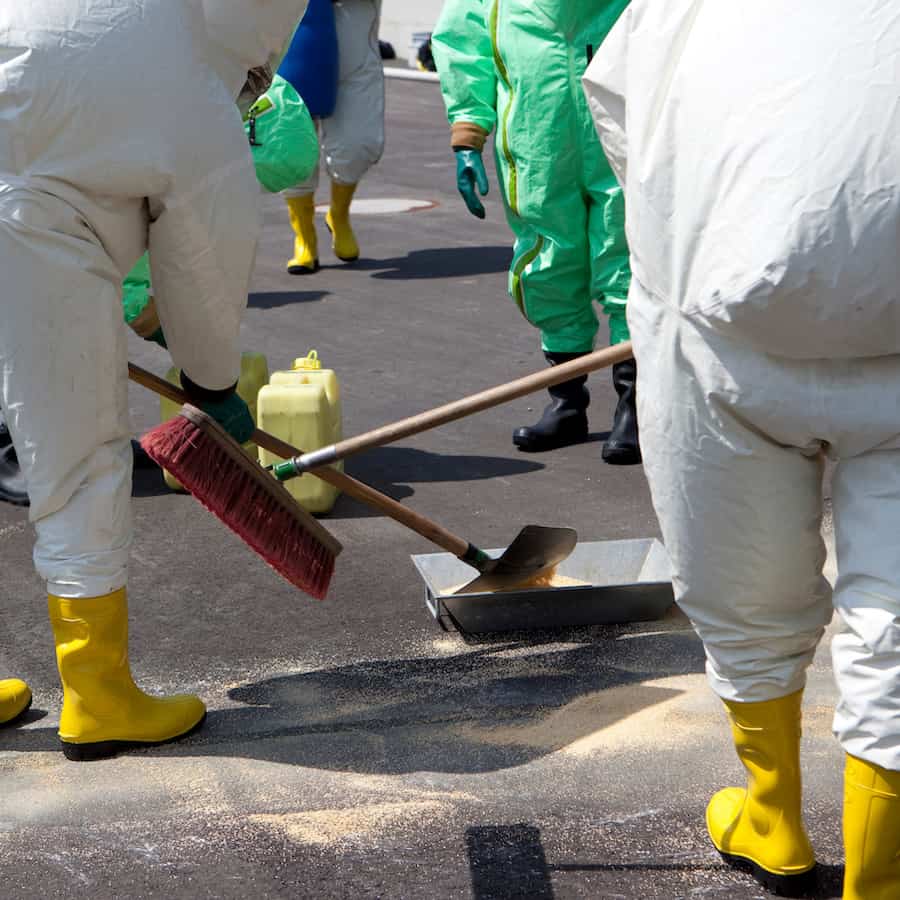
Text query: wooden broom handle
289 342 633 472
127 363 472 558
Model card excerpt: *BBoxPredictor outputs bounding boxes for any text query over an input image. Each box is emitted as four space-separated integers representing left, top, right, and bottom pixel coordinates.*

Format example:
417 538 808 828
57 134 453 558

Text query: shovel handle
278 342 633 476
127 363 478 562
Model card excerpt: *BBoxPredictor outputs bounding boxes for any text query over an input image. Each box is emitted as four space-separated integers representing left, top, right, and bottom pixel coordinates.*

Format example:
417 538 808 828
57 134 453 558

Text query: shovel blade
453 525 578 595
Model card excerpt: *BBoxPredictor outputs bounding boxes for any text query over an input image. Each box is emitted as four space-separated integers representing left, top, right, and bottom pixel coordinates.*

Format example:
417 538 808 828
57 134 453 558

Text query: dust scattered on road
251 798 453 848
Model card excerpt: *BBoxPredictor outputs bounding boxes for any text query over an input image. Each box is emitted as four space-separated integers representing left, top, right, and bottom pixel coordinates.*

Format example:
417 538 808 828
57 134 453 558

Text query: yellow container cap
292 350 322 371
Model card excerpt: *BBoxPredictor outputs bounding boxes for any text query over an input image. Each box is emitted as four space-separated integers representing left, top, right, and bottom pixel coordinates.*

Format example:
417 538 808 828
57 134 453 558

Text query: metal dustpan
412 538 674 635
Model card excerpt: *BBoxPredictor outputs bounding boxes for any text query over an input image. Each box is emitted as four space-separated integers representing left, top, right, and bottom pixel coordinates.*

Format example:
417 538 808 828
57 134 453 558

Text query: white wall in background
379 0 445 66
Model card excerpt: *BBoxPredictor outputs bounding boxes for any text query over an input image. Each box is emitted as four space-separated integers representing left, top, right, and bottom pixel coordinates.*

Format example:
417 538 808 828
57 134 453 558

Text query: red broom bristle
140 416 337 599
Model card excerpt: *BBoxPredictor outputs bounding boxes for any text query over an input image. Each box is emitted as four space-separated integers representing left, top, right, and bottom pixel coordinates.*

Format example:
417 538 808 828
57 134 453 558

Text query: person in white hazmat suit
282 0 385 273
0 0 308 759
583 3 900 898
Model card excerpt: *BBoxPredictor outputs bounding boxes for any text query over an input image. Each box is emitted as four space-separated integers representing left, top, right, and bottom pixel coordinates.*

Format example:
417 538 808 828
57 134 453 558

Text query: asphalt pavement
0 79 845 899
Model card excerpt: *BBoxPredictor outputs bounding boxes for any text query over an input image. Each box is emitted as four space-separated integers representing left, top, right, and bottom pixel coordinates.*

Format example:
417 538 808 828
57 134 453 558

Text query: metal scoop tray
412 538 674 635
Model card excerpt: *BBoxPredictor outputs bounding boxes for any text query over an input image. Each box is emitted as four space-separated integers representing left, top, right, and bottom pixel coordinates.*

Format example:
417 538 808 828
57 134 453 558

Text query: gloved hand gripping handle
127 363 493 570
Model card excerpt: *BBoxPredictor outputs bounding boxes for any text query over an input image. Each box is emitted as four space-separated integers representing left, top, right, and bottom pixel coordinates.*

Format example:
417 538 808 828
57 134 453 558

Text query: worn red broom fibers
140 408 341 600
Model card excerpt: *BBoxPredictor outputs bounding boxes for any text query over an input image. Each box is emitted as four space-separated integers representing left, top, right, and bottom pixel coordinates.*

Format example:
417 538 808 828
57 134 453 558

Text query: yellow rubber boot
707 690 816 896
325 181 360 262
843 755 900 900
48 589 206 761
0 678 31 726
286 194 319 274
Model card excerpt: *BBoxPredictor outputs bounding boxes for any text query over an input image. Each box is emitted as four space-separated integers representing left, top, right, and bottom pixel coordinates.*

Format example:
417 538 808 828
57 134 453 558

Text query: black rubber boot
602 358 642 465
0 418 29 507
513 352 590 452
131 439 158 470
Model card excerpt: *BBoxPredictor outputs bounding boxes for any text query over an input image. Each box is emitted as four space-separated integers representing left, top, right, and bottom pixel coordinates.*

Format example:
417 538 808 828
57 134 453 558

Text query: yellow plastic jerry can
159 352 270 492
257 350 343 514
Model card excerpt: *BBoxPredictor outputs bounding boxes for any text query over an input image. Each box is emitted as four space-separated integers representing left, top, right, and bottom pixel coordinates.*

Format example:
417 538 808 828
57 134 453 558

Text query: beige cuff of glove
127 297 162 340
451 122 489 152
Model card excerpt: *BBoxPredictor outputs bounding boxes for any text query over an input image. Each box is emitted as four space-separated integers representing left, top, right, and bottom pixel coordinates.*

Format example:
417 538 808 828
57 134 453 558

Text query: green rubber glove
199 393 255 445
180 373 255 445
454 148 489 219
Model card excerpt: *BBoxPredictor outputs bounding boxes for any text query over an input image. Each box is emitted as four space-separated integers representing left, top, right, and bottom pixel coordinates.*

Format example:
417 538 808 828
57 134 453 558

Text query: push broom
132 373 343 600
129 364 577 598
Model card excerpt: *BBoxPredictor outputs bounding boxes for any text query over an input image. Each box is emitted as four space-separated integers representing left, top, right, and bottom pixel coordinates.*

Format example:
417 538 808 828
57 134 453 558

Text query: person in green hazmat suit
431 0 639 464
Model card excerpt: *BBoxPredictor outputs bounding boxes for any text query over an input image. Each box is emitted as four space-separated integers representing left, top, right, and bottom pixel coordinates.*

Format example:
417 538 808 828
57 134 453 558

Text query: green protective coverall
432 0 631 352
122 253 163 343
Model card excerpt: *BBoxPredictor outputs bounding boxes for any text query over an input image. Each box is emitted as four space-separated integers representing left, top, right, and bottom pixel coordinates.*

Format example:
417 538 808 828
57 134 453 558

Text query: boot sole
0 487 29 507
287 260 320 275
1 694 33 727
601 444 643 466
716 850 817 898
61 711 207 762
513 430 589 453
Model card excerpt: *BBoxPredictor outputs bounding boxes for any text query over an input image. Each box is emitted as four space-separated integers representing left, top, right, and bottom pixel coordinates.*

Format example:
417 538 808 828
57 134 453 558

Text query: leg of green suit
506 202 599 354
588 167 631 347
485 1 630 353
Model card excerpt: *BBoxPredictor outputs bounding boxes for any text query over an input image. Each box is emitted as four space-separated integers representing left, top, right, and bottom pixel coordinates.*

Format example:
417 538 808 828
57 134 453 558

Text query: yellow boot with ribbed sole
286 195 319 274
843 754 900 900
707 690 816 897
0 678 31 726
49 589 206 761
325 180 360 262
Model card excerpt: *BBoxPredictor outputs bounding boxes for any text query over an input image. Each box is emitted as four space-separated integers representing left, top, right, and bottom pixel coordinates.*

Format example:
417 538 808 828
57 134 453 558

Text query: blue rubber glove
455 148 489 219
181 374 255 445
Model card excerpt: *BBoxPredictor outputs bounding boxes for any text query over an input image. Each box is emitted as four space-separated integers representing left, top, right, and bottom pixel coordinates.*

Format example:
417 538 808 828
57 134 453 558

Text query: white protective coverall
584 1 900 771
284 0 385 195
0 0 306 598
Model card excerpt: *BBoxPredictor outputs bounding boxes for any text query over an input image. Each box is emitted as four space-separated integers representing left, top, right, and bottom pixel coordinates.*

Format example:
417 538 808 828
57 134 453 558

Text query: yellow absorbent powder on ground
447 567 589 595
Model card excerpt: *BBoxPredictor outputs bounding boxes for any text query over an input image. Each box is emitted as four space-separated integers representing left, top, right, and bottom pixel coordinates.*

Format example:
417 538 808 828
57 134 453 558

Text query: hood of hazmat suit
203 0 307 103
583 0 900 359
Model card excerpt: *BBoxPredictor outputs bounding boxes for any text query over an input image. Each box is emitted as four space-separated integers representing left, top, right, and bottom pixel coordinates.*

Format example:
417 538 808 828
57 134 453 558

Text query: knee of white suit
33 438 133 598
829 453 900 771
0 198 134 599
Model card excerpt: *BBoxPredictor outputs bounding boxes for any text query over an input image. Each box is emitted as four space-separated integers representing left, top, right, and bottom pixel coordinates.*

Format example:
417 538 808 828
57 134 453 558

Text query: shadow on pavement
354 245 511 280
247 290 329 309
7 707 48 728
132 444 542 511
328 445 545 518
1 629 704 771
465 824 844 900
467 825 555 899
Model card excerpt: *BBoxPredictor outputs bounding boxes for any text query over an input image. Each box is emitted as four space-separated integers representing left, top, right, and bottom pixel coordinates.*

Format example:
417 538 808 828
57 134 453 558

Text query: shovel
129 364 577 594
272 342 633 479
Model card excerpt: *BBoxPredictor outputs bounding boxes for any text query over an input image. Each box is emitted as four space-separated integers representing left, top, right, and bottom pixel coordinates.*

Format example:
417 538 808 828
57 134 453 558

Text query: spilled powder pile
447 567 589 595
251 799 450 848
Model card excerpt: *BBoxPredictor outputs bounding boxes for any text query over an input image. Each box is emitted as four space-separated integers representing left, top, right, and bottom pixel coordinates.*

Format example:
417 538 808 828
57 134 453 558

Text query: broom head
140 405 341 599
